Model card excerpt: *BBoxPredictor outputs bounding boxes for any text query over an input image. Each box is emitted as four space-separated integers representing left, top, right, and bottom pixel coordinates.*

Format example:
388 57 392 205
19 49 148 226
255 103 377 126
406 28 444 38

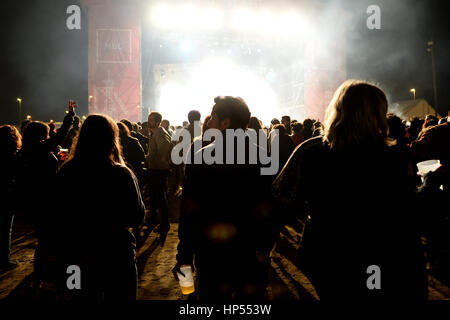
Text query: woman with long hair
273 80 426 300
54 114 145 300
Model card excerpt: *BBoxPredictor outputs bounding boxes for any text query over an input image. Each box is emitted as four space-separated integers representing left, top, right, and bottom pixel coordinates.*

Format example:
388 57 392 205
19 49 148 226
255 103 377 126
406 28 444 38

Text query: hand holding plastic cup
177 265 195 295
417 160 440 176
417 159 440 183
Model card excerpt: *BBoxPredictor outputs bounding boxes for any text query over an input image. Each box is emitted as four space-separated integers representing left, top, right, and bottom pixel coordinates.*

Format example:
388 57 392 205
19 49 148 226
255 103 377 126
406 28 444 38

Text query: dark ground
1 221 449 300
1 185 449 300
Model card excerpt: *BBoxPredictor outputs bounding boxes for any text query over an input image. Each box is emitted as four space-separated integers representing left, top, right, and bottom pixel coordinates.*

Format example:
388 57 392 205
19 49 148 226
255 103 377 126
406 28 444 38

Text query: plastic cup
416 160 440 176
177 265 195 295
58 148 69 161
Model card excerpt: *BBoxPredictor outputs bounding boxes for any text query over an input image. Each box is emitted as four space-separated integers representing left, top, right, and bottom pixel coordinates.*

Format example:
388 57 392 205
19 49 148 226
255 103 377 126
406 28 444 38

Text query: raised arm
44 100 76 151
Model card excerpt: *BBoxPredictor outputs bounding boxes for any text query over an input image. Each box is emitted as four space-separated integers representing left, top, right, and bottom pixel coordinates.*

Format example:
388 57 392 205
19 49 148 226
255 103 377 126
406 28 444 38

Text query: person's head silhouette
69 114 124 166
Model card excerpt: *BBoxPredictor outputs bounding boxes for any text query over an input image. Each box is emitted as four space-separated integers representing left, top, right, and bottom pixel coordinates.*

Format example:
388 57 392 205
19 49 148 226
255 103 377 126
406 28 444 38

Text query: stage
82 0 347 124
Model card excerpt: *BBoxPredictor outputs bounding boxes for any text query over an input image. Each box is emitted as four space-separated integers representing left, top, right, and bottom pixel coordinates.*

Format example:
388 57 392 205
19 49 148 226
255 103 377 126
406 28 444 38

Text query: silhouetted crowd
0 80 449 301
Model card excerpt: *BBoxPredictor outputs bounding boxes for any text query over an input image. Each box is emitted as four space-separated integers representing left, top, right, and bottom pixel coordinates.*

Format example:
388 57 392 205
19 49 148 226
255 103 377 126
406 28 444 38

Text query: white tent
389 99 437 120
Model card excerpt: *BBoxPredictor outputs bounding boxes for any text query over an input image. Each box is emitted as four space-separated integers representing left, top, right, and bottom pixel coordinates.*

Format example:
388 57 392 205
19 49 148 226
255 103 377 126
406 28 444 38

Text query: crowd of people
0 80 449 300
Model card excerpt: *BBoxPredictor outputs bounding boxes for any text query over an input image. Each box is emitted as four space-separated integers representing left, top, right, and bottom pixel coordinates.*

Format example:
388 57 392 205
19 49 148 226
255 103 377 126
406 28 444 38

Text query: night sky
0 0 449 124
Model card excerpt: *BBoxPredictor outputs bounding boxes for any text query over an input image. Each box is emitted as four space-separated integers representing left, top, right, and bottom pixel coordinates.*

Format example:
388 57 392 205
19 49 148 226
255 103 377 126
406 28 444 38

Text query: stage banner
83 0 141 122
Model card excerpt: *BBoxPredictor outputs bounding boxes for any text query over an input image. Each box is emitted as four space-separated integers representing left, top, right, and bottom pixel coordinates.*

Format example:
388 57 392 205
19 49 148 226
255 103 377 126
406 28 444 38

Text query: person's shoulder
112 163 134 175
156 126 165 133
136 131 149 141
127 135 140 144
422 122 449 136
296 136 326 154
156 127 171 139
432 122 450 133
282 136 325 169
111 163 139 181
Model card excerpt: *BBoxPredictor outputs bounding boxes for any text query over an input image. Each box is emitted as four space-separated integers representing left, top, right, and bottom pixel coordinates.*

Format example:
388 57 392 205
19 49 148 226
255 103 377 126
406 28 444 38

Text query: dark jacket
131 131 149 154
176 134 276 289
278 133 295 171
52 161 145 263
272 137 427 300
120 135 145 176
16 111 74 227
49 160 145 298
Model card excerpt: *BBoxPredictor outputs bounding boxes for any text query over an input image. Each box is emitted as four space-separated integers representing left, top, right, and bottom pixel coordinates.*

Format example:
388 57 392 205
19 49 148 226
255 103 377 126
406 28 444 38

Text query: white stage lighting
199 8 224 30
275 12 304 36
157 58 280 126
230 8 304 37
151 5 175 29
151 4 224 31
177 5 198 30
231 8 257 32
151 4 307 38
180 40 192 52
256 10 277 34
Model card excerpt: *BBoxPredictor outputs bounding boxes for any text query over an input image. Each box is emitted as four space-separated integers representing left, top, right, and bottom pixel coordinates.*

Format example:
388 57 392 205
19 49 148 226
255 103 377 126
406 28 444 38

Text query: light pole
16 98 22 125
427 41 438 116
410 88 416 100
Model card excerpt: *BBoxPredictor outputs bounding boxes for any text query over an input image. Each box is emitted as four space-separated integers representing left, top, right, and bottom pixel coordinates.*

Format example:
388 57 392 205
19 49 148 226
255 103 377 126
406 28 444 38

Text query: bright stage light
180 40 192 52
151 4 305 38
151 5 175 29
151 4 224 31
230 8 304 37
177 5 197 29
276 12 305 36
256 10 276 34
157 58 280 126
231 8 257 31
198 8 224 30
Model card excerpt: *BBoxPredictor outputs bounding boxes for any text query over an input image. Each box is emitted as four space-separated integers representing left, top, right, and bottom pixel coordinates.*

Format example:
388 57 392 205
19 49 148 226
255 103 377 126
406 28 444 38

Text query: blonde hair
323 80 391 149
